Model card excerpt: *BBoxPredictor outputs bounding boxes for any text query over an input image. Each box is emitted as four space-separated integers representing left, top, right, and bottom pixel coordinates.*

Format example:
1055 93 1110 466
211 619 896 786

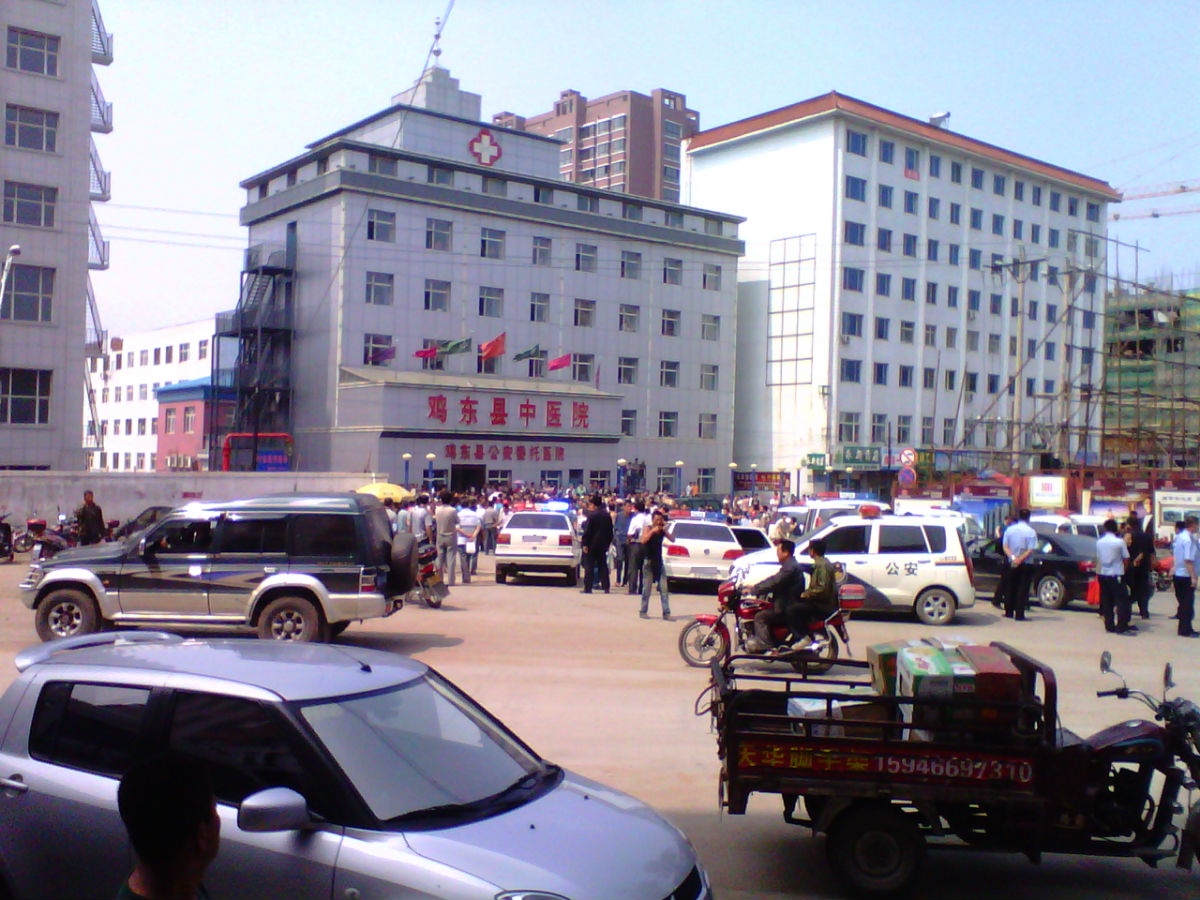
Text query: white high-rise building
1 0 111 470
686 92 1120 495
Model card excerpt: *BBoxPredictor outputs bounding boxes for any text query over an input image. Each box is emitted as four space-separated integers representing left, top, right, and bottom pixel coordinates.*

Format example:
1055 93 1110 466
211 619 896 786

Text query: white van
777 499 892 535
1030 513 1107 539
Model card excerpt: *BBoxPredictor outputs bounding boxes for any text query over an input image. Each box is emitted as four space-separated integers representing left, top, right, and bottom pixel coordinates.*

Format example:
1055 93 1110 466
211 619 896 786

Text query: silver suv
0 633 709 900
19 493 409 643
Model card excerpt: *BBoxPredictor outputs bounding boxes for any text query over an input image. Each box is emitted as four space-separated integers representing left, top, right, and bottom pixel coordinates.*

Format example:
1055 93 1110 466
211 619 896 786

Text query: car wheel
389 534 418 594
495 567 508 584
827 802 925 896
565 567 578 587
1036 574 1068 609
914 588 957 626
35 589 99 642
258 595 327 642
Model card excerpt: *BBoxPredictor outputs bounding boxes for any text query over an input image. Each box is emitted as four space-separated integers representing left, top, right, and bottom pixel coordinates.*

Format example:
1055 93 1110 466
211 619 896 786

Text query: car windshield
300 672 545 823
506 513 568 530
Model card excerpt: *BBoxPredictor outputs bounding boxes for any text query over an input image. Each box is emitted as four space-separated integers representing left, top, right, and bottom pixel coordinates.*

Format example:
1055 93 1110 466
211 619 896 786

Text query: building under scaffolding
1102 287 1200 469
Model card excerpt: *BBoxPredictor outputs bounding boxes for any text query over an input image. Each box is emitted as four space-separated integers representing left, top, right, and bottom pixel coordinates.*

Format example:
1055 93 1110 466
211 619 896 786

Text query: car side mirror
238 787 312 832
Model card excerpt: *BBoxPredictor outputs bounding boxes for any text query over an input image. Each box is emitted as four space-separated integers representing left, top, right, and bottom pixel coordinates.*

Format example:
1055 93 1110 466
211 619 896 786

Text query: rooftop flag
512 344 541 362
480 332 507 360
547 353 571 371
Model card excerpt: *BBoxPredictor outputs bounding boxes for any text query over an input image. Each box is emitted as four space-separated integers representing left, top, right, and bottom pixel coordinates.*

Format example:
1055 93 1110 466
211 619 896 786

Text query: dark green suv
19 493 409 642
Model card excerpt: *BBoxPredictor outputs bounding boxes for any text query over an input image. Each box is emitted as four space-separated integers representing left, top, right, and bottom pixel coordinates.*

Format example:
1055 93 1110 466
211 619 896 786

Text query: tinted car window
506 513 569 530
30 682 151 776
672 522 735 542
151 518 214 554
924 525 948 553
217 517 287 554
823 525 869 554
290 514 358 558
878 525 929 553
733 528 771 550
167 692 314 809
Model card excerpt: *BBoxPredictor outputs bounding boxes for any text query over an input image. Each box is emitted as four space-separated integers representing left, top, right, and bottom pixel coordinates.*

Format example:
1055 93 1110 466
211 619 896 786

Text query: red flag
547 353 571 371
413 346 438 359
480 332 507 360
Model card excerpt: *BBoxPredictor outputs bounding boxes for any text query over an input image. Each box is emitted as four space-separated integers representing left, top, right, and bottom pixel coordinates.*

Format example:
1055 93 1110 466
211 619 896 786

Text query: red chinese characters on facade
572 402 589 428
459 397 478 425
427 395 448 424
490 398 508 425
519 400 537 426
545 401 562 428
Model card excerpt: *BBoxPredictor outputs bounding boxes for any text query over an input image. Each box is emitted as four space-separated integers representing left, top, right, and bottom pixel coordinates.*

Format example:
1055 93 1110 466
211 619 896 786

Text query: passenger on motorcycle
789 538 838 640
751 539 806 651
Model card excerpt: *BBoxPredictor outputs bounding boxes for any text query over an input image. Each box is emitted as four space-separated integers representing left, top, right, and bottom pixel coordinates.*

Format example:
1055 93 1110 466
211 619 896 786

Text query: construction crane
1111 179 1200 221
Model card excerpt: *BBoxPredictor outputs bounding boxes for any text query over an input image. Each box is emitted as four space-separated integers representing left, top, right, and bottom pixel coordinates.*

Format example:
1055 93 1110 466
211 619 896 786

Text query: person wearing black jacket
580 495 614 593
751 539 806 650
1125 512 1156 620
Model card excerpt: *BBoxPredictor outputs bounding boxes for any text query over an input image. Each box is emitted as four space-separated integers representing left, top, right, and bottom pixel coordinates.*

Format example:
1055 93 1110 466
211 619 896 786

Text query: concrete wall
0 471 389 525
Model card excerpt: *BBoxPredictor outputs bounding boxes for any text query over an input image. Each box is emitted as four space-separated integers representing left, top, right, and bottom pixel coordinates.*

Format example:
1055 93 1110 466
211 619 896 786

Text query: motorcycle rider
787 538 839 644
750 539 806 652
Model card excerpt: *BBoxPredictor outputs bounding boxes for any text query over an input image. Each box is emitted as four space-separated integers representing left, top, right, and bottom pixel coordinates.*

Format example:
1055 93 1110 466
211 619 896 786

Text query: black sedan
967 533 1097 609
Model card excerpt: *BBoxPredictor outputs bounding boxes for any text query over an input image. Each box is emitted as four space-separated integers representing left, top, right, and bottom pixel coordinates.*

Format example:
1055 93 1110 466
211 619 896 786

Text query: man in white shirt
1172 515 1199 637
1096 518 1132 634
457 501 482 581
1001 508 1039 621
626 501 650 594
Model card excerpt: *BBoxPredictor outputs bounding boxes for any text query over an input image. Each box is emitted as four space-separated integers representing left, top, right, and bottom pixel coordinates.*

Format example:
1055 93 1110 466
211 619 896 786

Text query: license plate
691 566 719 576
426 570 443 586
522 535 543 543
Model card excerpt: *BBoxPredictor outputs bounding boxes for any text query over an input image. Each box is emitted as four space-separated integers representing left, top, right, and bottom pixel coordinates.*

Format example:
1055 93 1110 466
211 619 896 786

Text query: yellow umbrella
356 482 415 503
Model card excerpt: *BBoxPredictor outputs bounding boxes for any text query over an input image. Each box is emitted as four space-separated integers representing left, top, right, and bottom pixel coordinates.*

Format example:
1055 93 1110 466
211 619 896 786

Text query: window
845 175 867 201
844 221 866 246
924 324 937 347
700 363 719 391
992 213 1004 235
873 362 888 385
663 257 683 285
703 264 722 290
165 408 177 433
1032 185 1043 206
900 320 915 343
926 282 938 304
880 140 894 163
6 27 59 76
182 406 197 434
664 210 684 228
1049 190 1062 212
198 339 208 359
478 286 503 317
531 235 551 266
950 202 961 225
869 413 888 443
839 359 862 383
1 263 53 322
179 343 190 363
661 309 681 336
365 209 395 242
572 354 594 383
837 412 861 443
425 218 451 250
1028 300 1039 321
928 196 941 219
874 316 890 340
577 194 598 213
846 128 868 155
941 417 956 445
1045 341 1056 361
843 267 865 291
1025 377 1036 398
993 174 1006 196
876 273 892 296
660 360 680 388
480 228 505 259
968 248 982 270
877 228 892 252
621 409 637 436
533 185 553 205
923 367 936 389
878 184 893 208
3 181 56 227
362 333 393 367
622 202 643 221
990 293 1003 315
701 313 720 341
698 413 717 440
0 367 50 424
945 326 958 348
950 161 963 183
902 233 918 257
987 374 1000 394
427 165 453 186
927 239 939 261
1086 201 1101 223
658 411 678 438
30 682 151 776
618 357 638 385
365 271 393 306
929 155 942 178
948 244 959 266
902 277 917 301
971 167 985 189
919 417 934 445
966 328 978 350
1048 228 1060 248
841 312 864 337
904 147 920 175
1047 303 1058 323
419 279 448 312
620 250 642 279
529 292 549 322
573 298 596 327
572 243 597 273
969 208 983 230
968 290 982 312
367 154 397 176
137 418 146 436
899 365 914 387
902 190 918 214
897 415 912 442
481 175 506 196
4 104 59 152
619 303 639 333
1068 197 1079 217
523 351 545 378
153 348 161 365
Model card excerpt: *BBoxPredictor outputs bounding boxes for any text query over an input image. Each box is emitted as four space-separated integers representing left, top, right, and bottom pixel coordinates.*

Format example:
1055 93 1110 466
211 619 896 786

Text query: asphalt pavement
1 552 1197 899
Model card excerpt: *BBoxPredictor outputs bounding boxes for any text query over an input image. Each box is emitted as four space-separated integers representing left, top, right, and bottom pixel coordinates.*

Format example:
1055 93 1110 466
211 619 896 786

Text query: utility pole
1009 250 1030 472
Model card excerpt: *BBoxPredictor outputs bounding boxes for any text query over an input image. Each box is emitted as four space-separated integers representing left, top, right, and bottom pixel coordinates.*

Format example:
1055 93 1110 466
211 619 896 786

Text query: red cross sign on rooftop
469 128 502 167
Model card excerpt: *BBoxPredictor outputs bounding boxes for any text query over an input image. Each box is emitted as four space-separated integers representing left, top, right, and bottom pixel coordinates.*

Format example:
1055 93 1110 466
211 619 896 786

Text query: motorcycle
29 514 78 561
414 540 449 609
1153 553 1174 592
0 513 13 562
677 569 862 674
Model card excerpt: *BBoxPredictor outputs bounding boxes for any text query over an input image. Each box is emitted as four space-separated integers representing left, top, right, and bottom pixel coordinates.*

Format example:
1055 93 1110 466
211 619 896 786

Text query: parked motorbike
30 514 78 561
1088 651 1200 869
1153 553 1174 592
414 540 449 608
677 570 862 674
0 513 13 562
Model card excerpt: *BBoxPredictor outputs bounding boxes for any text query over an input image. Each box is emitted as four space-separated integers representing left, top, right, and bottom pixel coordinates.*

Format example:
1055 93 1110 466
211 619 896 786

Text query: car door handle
263 566 278 574
1 775 28 793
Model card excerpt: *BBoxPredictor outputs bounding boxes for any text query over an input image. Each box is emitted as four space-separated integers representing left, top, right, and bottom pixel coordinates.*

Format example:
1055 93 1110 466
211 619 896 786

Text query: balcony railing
91 0 113 65
89 138 110 201
84 275 106 357
90 69 113 133
88 208 109 270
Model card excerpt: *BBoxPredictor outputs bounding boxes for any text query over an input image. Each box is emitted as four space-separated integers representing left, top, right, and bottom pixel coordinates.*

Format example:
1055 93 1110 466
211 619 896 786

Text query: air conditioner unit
839 334 851 344
965 392 976 402
967 310 977 321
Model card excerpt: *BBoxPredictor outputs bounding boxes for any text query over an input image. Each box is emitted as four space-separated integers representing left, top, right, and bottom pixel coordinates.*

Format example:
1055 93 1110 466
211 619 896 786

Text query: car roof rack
15 631 182 673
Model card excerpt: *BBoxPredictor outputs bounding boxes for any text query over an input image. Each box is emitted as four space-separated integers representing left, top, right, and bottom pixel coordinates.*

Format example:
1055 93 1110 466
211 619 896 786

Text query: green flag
512 344 541 362
439 337 472 355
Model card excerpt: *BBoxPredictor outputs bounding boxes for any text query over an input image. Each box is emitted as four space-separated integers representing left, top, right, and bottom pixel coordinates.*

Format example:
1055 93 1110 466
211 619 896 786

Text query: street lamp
617 458 627 495
401 452 412 488
0 245 21 307
674 459 685 497
425 452 436 493
728 461 738 498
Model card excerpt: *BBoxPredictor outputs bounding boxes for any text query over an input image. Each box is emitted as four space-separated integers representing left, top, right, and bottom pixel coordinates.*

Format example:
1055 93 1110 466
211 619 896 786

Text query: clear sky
90 0 1200 335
